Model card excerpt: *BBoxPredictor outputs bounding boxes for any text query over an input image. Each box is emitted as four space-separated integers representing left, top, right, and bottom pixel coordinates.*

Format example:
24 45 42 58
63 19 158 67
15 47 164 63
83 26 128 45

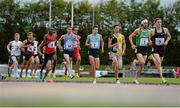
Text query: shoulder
134 28 140 34
163 27 168 33
18 41 23 44
9 41 14 45
99 34 103 37
87 34 91 38
150 28 155 33
23 40 27 43
44 34 48 39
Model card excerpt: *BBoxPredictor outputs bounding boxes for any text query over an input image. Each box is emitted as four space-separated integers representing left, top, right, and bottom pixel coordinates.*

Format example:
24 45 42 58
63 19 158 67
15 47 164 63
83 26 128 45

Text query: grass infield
2 77 180 85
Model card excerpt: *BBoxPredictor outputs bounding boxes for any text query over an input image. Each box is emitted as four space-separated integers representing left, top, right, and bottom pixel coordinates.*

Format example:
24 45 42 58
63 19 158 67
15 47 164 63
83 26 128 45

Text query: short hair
155 18 162 23
114 24 120 28
14 33 20 37
141 19 148 24
27 32 33 36
72 25 79 30
93 25 98 29
67 26 72 29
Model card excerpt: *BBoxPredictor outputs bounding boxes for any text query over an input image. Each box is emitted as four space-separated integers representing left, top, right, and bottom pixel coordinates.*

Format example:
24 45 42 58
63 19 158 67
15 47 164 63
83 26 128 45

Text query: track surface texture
0 82 180 107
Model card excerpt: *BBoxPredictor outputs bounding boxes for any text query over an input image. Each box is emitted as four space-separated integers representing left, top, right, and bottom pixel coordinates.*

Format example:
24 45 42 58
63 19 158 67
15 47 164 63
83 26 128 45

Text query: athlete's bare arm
149 29 155 46
129 28 139 49
108 36 117 49
100 35 104 53
38 35 47 56
164 28 171 46
7 41 12 53
122 36 126 55
57 35 63 52
20 40 27 53
77 35 81 50
85 35 90 47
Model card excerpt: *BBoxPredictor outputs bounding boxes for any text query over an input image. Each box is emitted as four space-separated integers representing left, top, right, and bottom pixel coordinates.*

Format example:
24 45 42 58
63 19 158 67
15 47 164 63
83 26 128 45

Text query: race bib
140 38 148 46
48 41 56 48
34 46 38 52
90 42 99 49
112 44 118 51
74 41 78 48
12 46 19 52
155 38 164 46
65 40 73 50
27 46 34 52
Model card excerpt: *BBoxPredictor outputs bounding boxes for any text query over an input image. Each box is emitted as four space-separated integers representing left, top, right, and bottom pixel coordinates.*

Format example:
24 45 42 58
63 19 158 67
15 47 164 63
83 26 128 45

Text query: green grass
58 65 176 70
3 77 180 84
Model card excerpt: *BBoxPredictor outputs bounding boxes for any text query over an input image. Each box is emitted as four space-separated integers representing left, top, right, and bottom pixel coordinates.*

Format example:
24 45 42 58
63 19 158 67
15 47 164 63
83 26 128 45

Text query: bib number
27 46 34 52
140 38 148 46
65 40 73 50
90 42 99 49
112 44 118 51
155 38 164 46
12 46 19 52
48 42 56 48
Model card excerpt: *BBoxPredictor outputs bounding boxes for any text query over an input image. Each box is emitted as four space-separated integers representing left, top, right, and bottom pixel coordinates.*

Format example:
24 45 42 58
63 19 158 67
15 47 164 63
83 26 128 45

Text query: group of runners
6 18 171 84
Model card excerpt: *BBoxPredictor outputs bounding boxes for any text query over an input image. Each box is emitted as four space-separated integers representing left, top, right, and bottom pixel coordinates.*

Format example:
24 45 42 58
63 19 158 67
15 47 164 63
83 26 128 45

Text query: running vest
136 29 149 47
34 41 38 55
110 35 118 53
25 40 34 55
10 40 22 56
117 33 124 55
63 34 75 52
45 34 56 54
111 33 124 55
89 33 101 49
74 35 80 48
154 28 166 46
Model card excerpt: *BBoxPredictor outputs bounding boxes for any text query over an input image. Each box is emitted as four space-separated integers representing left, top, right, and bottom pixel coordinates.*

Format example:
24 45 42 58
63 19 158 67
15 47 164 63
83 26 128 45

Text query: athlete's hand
131 44 136 49
8 50 11 54
101 49 104 54
122 50 125 55
39 52 43 56
113 43 117 47
164 41 168 46
59 47 63 52
148 41 152 46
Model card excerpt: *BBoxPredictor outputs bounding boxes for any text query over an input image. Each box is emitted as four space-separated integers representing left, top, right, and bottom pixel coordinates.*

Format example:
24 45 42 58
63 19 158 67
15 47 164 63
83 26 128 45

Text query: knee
95 65 99 69
139 61 145 65
155 62 161 67
46 65 52 71
77 57 81 62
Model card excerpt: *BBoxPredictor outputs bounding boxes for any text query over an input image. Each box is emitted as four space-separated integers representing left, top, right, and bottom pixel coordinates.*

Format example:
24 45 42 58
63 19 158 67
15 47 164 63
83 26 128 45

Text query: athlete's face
14 34 20 41
73 28 78 35
92 27 98 34
114 26 120 33
142 22 148 29
156 19 162 28
67 27 72 34
27 34 33 40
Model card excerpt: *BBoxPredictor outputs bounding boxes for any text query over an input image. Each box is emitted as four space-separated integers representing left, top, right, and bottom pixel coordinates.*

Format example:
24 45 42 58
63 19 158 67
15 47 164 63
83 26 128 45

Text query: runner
72 26 81 77
20 32 35 78
129 19 150 84
7 33 22 78
38 27 57 82
108 24 126 84
33 34 40 77
85 25 104 84
149 18 171 83
58 26 76 79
